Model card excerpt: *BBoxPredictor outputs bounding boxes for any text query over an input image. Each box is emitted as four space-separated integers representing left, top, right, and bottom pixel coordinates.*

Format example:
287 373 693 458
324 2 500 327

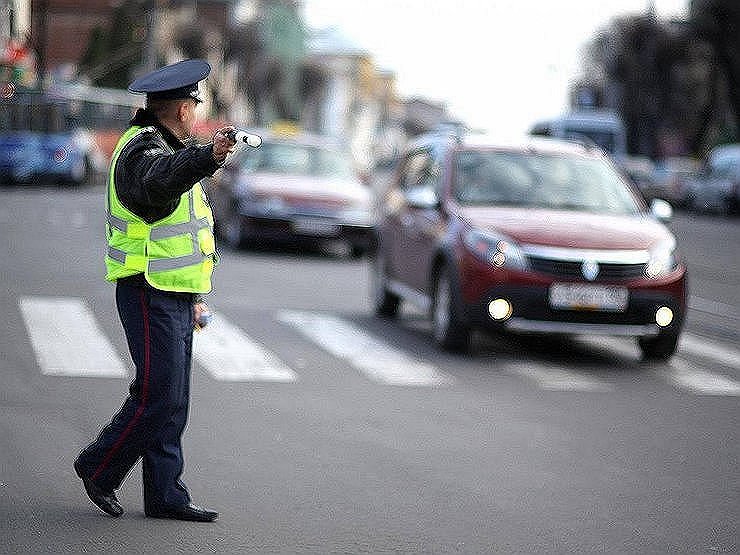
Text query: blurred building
28 0 116 82
305 26 449 172
1 0 31 42
305 26 385 170
402 97 448 137
2 0 34 87
12 0 452 169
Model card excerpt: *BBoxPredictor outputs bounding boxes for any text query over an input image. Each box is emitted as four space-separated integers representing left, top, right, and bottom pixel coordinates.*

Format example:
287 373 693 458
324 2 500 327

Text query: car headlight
645 238 678 277
463 229 528 271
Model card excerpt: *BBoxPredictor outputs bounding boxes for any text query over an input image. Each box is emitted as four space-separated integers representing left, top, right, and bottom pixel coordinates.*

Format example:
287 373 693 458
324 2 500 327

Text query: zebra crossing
278 310 453 386
17 295 740 396
19 296 127 378
193 315 297 382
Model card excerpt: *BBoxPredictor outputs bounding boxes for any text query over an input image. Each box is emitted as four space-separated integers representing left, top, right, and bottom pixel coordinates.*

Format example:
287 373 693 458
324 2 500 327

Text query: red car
372 132 687 360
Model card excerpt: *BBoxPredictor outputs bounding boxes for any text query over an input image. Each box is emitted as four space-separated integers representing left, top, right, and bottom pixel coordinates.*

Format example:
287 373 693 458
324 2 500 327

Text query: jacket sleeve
121 135 222 208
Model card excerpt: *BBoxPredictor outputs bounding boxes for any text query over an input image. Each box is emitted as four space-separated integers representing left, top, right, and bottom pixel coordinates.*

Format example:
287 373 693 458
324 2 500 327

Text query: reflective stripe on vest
106 189 212 273
106 191 211 242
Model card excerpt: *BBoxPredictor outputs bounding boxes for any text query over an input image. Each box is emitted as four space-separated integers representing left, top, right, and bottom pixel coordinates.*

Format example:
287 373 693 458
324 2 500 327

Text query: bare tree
690 0 740 143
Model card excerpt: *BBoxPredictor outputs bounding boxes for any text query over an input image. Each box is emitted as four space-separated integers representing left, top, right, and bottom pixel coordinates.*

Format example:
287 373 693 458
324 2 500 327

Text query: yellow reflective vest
105 125 217 293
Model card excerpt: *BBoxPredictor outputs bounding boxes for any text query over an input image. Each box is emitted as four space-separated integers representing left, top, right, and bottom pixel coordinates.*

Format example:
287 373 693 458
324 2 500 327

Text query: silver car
206 128 376 256
687 144 740 215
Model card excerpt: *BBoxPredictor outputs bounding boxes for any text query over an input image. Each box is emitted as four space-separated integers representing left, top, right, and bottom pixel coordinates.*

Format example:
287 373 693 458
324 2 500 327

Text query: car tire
720 196 733 216
72 155 91 186
225 213 245 249
350 244 366 259
638 331 679 361
431 266 471 352
685 194 696 213
371 254 400 317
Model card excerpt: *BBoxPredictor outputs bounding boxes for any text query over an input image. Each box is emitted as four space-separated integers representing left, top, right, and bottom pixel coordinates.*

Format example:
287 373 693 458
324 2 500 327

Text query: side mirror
405 186 439 209
650 198 673 222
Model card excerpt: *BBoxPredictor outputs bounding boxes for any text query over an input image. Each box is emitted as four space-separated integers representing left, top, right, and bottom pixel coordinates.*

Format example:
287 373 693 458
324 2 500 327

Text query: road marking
688 296 740 320
19 297 127 377
576 335 639 359
578 334 740 371
503 362 613 392
193 315 296 382
664 359 740 396
679 333 740 370
277 310 453 386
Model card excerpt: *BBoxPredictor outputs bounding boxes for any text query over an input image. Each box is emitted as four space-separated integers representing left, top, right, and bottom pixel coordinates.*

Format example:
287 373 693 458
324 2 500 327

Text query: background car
618 155 658 201
651 156 702 208
0 92 105 186
529 109 628 160
372 131 687 360
0 130 41 183
206 126 375 257
685 143 740 215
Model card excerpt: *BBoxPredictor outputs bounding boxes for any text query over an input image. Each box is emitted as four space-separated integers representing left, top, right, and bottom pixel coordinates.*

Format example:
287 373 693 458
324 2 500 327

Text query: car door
393 147 444 295
382 149 425 285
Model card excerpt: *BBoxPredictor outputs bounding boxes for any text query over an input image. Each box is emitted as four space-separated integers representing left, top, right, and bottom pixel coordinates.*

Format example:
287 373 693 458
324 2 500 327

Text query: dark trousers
76 281 195 510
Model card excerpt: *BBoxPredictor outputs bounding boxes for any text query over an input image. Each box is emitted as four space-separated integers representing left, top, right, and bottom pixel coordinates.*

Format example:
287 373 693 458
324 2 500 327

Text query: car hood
242 172 371 205
457 205 673 250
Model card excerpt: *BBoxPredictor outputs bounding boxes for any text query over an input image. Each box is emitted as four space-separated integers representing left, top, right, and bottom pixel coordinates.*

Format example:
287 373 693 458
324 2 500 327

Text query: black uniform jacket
114 108 221 290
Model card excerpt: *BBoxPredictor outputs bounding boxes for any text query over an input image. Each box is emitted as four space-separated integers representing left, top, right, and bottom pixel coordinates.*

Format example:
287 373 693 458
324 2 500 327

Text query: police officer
74 59 236 522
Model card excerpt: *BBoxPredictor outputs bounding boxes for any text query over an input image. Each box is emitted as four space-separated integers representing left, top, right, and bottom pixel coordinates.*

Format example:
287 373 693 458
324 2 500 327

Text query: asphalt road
1 185 738 553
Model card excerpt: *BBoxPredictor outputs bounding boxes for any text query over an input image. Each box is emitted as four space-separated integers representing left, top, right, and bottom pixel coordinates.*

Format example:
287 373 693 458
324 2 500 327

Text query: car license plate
549 283 629 312
292 218 339 237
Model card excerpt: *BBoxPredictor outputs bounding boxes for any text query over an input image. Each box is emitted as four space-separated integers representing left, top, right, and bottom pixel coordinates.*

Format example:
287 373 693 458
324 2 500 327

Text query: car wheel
371 254 400 317
720 196 733 216
71 155 91 186
685 194 696 213
350 244 366 259
431 266 471 352
730 196 740 215
638 331 679 361
225 213 245 249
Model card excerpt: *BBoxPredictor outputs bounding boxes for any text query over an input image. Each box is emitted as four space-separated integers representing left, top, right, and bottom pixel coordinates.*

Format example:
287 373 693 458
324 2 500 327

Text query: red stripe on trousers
92 289 150 482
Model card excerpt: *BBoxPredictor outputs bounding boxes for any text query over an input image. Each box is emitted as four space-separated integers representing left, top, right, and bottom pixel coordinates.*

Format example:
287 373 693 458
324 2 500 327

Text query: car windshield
453 150 642 215
240 142 354 179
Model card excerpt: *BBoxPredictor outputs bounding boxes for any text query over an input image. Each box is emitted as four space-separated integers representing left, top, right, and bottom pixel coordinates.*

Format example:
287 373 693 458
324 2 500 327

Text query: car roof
461 134 602 155
406 131 604 158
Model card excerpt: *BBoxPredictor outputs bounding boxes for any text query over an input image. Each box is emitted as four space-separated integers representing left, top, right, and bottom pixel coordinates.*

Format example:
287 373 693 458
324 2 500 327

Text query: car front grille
526 256 647 281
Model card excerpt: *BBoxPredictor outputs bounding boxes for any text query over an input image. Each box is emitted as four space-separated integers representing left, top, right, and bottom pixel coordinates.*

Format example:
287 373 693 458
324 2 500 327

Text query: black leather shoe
73 460 124 517
145 502 218 522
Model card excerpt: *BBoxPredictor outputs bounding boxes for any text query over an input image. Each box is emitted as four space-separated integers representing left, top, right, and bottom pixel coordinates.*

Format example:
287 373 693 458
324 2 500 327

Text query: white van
529 110 627 160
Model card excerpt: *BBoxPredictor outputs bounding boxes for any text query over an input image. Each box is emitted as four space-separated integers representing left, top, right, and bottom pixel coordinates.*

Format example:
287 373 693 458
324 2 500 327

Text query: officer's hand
193 301 211 330
212 126 236 164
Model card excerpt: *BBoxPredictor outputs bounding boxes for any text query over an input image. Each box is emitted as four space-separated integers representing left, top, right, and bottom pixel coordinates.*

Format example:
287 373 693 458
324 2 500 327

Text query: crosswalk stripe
17 295 740 396
192 314 297 382
581 333 740 371
679 333 740 370
277 310 453 386
503 362 613 392
664 359 740 396
19 297 127 377
573 335 740 396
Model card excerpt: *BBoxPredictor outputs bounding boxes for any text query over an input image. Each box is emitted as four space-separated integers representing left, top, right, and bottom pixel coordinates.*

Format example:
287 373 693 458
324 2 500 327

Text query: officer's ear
177 101 191 123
